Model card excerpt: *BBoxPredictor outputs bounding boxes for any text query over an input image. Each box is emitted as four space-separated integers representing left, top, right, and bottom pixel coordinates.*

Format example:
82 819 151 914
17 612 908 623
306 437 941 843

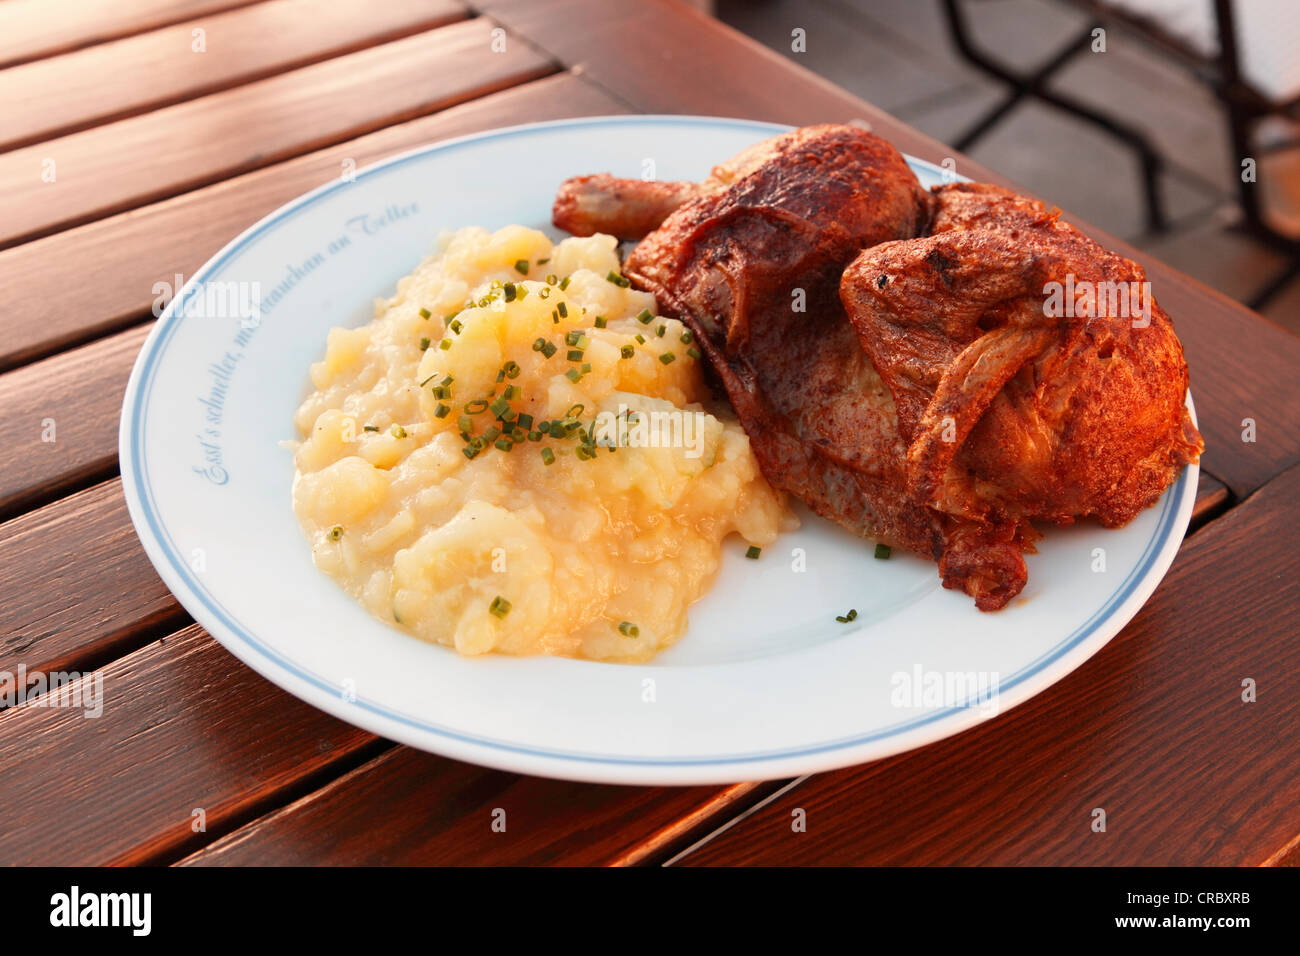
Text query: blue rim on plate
120 115 1197 770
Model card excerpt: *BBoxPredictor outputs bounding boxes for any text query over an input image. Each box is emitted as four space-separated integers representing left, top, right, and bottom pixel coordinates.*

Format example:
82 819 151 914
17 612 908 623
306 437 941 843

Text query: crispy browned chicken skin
841 182 1203 533
552 129 1201 611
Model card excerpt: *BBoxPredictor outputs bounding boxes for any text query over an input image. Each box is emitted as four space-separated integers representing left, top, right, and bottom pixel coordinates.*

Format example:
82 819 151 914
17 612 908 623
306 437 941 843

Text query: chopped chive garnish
566 404 585 418
390 424 407 439
537 420 551 435
532 337 547 351
363 424 379 432
557 301 568 318
489 595 512 618
659 352 676 364
457 414 472 432
516 412 534 431
418 307 431 319
635 333 646 344
566 349 584 362
680 329 693 343
541 447 556 465
546 273 558 285
419 337 431 350
494 438 513 451
328 525 343 541
745 546 761 559
620 344 635 359
540 340 558 358
489 397 511 419
482 425 501 443
434 403 450 418
537 257 549 265
618 621 640 637
514 259 529 275
594 315 608 328
636 309 654 324
503 282 517 302
527 430 542 442
566 368 583 382
465 399 489 414
559 276 571 290
439 338 452 350
874 543 892 560
462 445 480 459
687 347 702 360
552 309 559 324
538 287 551 299
503 384 520 400
504 361 520 378
607 271 631 288
449 318 463 334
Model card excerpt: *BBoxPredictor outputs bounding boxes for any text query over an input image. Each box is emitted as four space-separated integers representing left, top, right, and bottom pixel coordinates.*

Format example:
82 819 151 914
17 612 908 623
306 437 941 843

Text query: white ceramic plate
120 116 1198 785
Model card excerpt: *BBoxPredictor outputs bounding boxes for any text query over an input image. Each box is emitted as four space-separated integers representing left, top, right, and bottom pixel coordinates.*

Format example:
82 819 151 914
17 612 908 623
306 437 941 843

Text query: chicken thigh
840 182 1203 529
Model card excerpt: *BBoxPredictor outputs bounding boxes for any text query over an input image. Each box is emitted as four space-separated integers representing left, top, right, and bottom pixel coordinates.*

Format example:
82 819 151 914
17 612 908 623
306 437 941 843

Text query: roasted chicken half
840 182 1203 532
552 127 1201 611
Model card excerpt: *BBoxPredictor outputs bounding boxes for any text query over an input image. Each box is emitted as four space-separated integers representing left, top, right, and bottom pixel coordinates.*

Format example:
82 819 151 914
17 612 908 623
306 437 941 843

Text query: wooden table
1 0 1296 867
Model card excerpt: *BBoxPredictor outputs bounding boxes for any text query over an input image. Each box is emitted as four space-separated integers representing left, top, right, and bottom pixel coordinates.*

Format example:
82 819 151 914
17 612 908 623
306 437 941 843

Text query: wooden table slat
0 0 265 68
0 478 186 678
178 744 772 866
0 0 467 151
0 324 150 519
0 624 378 866
0 71 626 373
0 17 555 248
672 464 1300 866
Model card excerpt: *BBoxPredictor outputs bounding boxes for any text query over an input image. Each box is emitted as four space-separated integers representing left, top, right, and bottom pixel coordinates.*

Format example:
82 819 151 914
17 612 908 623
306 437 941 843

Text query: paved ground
717 0 1300 334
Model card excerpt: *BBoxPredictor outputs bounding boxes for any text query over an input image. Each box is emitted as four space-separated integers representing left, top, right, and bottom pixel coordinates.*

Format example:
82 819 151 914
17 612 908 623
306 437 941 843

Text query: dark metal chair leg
941 0 1168 233
1247 259 1300 312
